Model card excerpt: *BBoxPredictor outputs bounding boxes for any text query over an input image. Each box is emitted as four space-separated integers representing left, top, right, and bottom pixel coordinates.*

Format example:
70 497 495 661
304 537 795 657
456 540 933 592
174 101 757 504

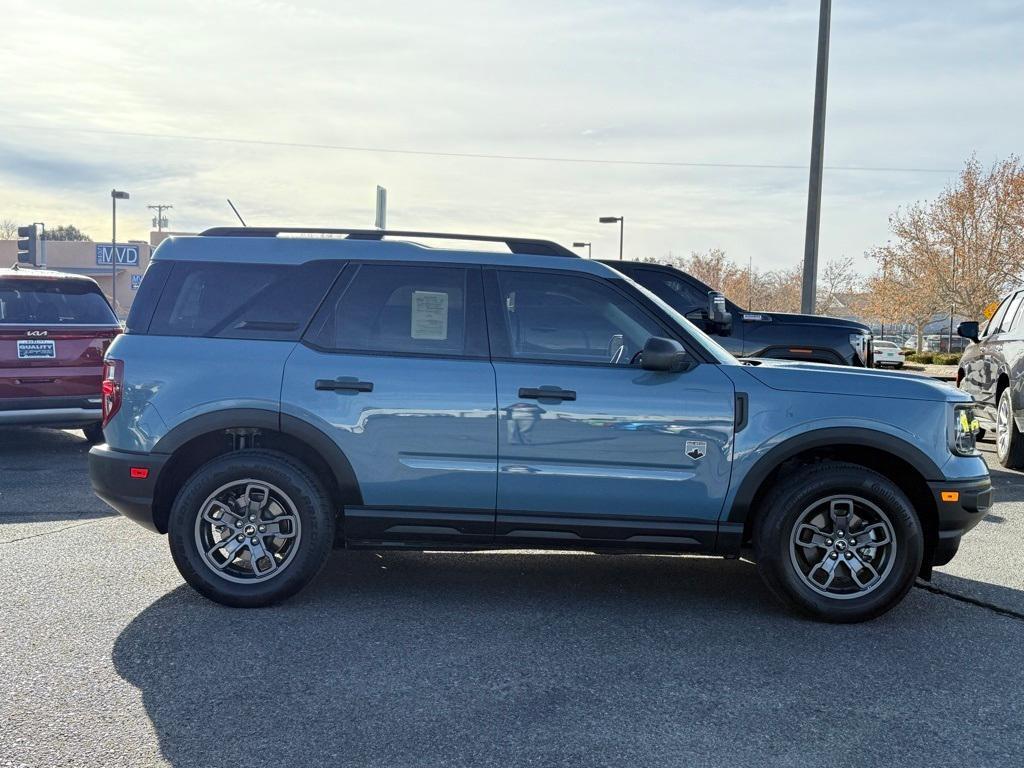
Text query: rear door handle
315 378 374 393
518 387 576 402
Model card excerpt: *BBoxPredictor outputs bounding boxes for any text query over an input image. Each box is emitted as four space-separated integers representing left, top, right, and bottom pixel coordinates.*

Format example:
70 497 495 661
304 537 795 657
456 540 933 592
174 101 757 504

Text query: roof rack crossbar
197 227 578 258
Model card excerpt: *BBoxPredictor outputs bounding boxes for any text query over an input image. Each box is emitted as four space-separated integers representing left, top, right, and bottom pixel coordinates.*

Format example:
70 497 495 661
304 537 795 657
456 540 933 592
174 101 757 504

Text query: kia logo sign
26 330 48 336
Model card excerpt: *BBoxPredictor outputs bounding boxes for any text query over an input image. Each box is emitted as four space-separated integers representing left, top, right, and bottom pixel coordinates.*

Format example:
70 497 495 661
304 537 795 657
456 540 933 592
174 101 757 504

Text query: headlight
951 403 981 456
849 334 870 365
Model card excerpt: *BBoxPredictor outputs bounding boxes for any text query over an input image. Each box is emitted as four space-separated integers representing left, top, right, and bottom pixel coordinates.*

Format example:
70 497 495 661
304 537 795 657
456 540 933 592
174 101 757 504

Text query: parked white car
874 340 905 368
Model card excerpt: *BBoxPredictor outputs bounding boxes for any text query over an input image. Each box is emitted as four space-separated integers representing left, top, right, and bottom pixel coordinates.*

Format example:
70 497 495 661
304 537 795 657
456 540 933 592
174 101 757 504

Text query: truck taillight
101 359 124 427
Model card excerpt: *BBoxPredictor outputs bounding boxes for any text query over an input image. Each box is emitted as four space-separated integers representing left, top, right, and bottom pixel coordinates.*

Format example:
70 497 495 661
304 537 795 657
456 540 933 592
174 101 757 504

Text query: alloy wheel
997 394 1011 459
194 479 302 584
789 495 897 600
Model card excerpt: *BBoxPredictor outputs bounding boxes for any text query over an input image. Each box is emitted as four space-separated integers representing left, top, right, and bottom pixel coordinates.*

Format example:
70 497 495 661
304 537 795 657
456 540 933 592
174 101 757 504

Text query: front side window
305 263 479 356
492 270 665 365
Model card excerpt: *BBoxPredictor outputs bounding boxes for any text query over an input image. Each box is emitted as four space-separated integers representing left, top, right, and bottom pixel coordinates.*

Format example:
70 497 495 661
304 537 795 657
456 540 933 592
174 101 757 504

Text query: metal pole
618 217 624 260
587 243 592 259
111 196 117 317
800 0 831 315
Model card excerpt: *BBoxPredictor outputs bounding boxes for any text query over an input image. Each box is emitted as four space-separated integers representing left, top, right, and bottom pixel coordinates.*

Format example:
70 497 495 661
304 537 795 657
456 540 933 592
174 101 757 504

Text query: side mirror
707 291 733 335
640 337 691 372
957 321 979 343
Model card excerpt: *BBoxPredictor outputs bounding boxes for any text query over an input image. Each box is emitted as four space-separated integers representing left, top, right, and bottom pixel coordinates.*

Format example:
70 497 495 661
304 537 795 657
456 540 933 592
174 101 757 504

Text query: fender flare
152 407 363 506
724 427 944 527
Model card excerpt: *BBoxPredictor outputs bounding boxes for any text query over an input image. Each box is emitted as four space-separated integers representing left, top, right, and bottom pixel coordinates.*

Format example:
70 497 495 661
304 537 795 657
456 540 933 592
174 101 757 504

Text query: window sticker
411 290 449 340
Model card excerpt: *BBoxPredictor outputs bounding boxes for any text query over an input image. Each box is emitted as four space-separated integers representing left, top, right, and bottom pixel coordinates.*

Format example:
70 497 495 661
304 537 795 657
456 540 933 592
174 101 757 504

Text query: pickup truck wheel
168 450 335 607
995 389 1024 468
754 462 923 623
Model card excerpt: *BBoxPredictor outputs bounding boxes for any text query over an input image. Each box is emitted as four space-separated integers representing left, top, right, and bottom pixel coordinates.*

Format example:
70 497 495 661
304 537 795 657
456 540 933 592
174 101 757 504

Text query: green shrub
913 352 935 364
934 353 962 366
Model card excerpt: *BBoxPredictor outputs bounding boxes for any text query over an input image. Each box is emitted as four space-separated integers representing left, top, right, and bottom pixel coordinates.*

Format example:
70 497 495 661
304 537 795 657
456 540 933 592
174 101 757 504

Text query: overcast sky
0 0 1021 271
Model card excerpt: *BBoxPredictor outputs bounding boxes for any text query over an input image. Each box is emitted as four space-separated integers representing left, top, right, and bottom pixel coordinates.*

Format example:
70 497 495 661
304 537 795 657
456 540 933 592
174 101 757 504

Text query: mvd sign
95 244 139 266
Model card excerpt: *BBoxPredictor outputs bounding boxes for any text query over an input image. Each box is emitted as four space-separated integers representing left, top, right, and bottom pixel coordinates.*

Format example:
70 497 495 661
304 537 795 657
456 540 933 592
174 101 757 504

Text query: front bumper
89 444 167 532
927 475 992 566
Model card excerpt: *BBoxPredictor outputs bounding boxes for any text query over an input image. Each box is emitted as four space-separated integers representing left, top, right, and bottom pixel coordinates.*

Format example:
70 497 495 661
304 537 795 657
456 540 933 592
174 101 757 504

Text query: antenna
226 199 247 227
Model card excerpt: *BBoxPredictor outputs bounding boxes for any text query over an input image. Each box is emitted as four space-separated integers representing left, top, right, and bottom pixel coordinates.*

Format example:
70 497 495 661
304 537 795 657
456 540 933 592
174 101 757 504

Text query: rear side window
0 279 116 325
149 261 342 340
305 263 486 357
630 269 709 314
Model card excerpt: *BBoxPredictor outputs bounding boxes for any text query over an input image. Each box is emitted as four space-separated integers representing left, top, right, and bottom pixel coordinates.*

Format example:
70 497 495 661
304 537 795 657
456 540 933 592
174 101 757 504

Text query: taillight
101 359 124 427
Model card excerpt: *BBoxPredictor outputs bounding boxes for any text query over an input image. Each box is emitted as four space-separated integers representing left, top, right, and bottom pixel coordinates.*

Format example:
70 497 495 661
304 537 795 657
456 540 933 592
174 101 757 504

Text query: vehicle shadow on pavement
113 550 1024 768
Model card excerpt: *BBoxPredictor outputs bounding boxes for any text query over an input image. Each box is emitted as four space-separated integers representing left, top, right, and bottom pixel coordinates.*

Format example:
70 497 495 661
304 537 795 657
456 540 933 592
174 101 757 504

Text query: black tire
995 388 1024 469
754 461 923 623
168 449 335 607
82 422 105 444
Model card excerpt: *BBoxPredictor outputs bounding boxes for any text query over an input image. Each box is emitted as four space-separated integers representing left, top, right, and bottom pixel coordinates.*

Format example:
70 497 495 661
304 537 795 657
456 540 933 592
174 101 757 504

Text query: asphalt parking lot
2 428 1023 768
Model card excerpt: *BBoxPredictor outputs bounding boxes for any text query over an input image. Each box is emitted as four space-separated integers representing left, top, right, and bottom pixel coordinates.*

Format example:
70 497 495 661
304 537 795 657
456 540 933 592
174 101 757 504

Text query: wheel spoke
260 514 298 539
244 483 272 517
207 536 246 568
795 523 832 549
853 522 891 548
247 540 278 576
807 555 840 589
829 499 853 535
202 501 243 527
846 554 880 590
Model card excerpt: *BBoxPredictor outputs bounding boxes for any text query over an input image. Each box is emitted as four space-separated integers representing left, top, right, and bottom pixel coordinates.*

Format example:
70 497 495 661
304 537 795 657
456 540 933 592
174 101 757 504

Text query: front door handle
518 386 576 402
315 378 374 393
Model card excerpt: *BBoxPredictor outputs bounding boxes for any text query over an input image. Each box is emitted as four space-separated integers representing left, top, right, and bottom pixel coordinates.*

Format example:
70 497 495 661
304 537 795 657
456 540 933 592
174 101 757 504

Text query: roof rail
197 227 579 258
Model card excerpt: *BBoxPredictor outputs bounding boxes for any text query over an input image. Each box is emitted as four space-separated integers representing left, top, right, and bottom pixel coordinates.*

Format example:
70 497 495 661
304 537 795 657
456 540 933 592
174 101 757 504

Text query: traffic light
16 224 38 265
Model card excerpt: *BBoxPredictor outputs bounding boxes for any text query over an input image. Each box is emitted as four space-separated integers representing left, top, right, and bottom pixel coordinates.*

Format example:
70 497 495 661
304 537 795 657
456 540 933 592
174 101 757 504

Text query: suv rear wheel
995 388 1024 468
754 462 923 623
82 422 104 444
168 450 335 607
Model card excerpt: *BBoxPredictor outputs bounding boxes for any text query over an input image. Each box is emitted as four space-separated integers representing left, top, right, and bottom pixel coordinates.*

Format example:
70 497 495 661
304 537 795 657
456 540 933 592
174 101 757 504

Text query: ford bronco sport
89 228 990 622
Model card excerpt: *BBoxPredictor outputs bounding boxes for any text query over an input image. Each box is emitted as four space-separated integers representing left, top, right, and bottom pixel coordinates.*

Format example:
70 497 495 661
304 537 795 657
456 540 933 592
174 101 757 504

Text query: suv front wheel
754 462 923 623
168 450 335 607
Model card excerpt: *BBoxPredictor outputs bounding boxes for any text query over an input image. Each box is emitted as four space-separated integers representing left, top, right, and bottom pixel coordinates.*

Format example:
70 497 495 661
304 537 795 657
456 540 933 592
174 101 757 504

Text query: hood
738 358 967 402
740 310 870 334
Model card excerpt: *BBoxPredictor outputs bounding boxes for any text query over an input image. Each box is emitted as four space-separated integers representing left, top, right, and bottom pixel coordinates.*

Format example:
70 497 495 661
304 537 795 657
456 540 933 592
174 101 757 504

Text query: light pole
599 216 624 260
572 241 592 258
800 0 831 314
111 190 130 317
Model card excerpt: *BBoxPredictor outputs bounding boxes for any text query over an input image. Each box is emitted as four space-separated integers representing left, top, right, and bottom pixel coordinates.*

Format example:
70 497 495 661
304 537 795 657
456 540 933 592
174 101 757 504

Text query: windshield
0 278 117 325
621 276 738 365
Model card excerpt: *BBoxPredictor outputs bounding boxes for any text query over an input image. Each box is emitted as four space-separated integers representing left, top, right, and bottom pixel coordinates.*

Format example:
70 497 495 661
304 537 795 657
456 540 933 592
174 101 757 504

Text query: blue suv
89 228 991 622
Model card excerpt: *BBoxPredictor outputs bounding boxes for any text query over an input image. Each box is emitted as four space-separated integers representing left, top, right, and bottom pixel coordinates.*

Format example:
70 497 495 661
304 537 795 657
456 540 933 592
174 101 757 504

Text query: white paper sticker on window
411 290 449 340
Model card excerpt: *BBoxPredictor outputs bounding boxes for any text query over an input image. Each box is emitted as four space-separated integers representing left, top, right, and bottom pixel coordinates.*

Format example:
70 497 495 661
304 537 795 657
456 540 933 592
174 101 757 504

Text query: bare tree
0 219 18 239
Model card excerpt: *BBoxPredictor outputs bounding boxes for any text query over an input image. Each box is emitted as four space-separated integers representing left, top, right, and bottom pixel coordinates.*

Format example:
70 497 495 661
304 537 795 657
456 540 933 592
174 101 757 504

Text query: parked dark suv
603 261 873 366
1 267 120 442
957 287 1024 467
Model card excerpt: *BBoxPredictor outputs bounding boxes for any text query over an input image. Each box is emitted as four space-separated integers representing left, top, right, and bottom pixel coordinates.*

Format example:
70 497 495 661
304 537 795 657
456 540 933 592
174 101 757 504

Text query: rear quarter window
0 278 116 325
148 261 342 340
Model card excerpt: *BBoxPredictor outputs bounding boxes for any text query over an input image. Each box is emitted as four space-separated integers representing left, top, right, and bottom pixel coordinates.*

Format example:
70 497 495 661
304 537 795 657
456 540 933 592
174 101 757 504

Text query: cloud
0 0 1019 272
